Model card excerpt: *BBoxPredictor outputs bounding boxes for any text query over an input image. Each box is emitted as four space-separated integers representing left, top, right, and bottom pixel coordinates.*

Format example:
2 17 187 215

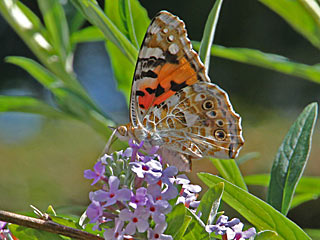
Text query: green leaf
6 56 65 95
106 41 133 102
192 43 320 84
71 0 138 63
199 0 223 71
236 152 260 165
198 173 311 240
255 230 279 240
0 96 65 118
165 204 186 238
104 0 150 102
9 224 65 240
210 158 248 191
38 0 71 62
267 103 318 215
50 216 80 230
304 229 320 240
71 26 104 44
105 0 149 47
184 208 209 240
259 0 320 49
245 174 320 195
290 193 318 209
197 182 224 225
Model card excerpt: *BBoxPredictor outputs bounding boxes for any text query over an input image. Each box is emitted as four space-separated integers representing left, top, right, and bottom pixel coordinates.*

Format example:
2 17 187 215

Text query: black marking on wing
228 144 234 158
155 84 165 97
136 90 145 97
139 104 145 109
141 70 158 78
170 80 188 92
164 50 179 64
139 57 166 68
146 87 156 94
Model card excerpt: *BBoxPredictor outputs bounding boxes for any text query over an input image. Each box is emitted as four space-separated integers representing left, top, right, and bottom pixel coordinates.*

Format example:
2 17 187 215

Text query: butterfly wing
130 11 209 127
143 82 244 171
129 11 243 171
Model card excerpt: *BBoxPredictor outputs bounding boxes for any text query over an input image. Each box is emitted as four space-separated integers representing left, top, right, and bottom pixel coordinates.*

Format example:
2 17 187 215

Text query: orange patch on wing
137 57 199 111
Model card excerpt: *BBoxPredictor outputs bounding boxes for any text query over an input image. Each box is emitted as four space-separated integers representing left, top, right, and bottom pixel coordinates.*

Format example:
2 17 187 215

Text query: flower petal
116 188 132 201
109 176 120 191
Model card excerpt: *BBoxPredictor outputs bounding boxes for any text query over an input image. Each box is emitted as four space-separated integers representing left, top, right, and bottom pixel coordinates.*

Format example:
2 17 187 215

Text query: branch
0 210 104 240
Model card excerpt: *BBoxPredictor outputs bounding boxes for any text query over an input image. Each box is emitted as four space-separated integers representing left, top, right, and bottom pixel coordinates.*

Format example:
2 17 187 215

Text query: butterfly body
116 11 244 171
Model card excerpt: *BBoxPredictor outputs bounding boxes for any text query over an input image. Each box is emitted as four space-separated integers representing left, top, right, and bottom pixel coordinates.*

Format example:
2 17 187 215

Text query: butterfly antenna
102 127 118 155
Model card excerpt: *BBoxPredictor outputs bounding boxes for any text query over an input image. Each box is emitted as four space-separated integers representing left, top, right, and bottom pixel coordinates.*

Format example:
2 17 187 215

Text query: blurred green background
0 0 319 229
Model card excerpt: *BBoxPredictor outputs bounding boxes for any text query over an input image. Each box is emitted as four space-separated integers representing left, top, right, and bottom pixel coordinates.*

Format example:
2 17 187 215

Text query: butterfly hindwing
141 82 244 171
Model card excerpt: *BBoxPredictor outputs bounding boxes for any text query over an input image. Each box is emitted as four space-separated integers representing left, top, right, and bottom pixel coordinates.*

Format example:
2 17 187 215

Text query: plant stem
0 210 104 240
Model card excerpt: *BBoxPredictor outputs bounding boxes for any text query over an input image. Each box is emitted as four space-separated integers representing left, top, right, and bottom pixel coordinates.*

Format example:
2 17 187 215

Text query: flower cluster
206 215 256 240
0 221 11 239
84 140 256 240
84 140 201 239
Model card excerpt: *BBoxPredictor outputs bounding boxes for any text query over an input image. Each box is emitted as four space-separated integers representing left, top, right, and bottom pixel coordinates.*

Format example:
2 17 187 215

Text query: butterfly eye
214 129 226 141
117 126 128 136
202 100 214 110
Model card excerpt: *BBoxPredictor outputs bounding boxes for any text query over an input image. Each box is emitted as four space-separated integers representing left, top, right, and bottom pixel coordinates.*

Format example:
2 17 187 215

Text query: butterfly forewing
130 11 209 126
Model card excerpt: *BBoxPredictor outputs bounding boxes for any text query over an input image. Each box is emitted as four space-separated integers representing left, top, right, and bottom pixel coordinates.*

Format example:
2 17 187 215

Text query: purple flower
119 206 149 235
147 183 178 201
148 223 173 240
86 199 104 223
122 147 132 158
227 222 256 240
0 221 6 230
104 218 125 240
147 195 171 224
91 176 131 206
128 139 144 162
84 161 106 185
100 153 114 164
130 160 162 184
161 166 178 186
205 215 240 235
129 187 148 208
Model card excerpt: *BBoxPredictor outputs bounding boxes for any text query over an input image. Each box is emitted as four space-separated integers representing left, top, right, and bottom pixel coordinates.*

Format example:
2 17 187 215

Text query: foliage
0 0 319 239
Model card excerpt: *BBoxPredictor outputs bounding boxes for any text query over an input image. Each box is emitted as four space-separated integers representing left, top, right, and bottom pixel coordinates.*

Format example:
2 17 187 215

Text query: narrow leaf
174 216 192 240
38 0 71 61
210 158 248 191
290 193 318 209
199 0 223 71
71 26 104 44
184 208 209 240
0 96 65 118
259 0 320 49
71 0 138 63
198 173 311 240
197 182 224 225
104 0 150 102
192 43 320 84
245 174 320 195
164 204 186 237
255 230 279 240
267 103 318 215
304 229 320 240
9 224 65 240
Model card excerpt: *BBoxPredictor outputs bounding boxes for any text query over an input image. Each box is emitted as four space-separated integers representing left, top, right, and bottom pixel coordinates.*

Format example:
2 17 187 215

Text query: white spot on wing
185 112 199 127
168 43 179 55
139 47 164 59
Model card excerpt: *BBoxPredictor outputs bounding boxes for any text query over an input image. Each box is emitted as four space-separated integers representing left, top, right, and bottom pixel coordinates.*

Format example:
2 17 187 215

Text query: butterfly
115 11 244 172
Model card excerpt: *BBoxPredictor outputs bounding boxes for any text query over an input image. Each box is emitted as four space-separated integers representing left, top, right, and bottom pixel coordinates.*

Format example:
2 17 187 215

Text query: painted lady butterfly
115 11 244 172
